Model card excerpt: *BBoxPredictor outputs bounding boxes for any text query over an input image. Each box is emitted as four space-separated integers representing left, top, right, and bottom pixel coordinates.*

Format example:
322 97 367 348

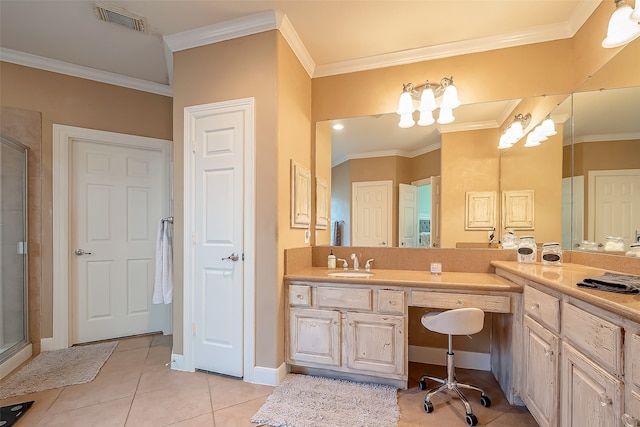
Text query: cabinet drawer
289 284 311 306
411 291 511 313
524 285 560 332
377 290 405 314
317 287 372 310
562 303 623 374
632 334 640 388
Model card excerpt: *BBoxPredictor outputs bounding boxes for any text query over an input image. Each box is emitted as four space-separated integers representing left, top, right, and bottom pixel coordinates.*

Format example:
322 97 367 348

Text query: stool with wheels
418 307 491 426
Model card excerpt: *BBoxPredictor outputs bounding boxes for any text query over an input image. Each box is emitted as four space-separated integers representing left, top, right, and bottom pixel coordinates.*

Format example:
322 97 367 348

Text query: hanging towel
153 218 174 304
577 272 640 294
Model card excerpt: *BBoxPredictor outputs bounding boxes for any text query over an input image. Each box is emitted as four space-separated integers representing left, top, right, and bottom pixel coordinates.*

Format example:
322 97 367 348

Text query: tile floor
1 335 539 426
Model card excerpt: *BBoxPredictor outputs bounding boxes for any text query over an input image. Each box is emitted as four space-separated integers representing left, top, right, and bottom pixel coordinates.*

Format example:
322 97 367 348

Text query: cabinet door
289 308 340 366
561 343 623 427
523 316 559 427
345 312 404 375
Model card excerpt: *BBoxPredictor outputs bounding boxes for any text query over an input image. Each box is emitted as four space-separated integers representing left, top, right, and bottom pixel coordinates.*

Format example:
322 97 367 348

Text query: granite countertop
285 267 522 293
492 261 640 323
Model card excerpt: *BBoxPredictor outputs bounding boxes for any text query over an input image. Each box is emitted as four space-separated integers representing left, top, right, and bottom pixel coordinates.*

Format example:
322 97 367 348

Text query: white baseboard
169 353 186 371
409 345 490 371
40 337 55 352
250 362 288 386
0 344 32 380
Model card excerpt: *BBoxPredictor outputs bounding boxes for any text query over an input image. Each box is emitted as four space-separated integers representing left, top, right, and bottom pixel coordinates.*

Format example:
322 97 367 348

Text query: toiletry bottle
328 250 336 269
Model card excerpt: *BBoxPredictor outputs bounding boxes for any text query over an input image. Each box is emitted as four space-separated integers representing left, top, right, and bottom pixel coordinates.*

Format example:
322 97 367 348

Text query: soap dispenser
327 250 336 269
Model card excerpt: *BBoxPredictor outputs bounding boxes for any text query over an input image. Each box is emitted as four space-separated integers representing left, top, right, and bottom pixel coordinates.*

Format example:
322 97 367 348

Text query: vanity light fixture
498 113 531 149
602 0 640 48
396 76 460 128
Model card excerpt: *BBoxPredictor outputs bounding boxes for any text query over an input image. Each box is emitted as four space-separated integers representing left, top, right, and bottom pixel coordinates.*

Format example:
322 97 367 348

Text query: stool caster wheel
480 394 491 407
418 379 427 390
424 400 434 413
465 413 478 426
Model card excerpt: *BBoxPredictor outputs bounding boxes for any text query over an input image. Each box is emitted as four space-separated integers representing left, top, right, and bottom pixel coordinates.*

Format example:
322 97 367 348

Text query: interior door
191 107 245 377
430 176 441 248
588 169 640 247
71 140 168 344
398 184 418 247
352 181 392 247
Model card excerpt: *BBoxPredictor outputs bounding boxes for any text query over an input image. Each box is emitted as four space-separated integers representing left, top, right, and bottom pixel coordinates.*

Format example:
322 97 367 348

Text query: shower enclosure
0 135 29 364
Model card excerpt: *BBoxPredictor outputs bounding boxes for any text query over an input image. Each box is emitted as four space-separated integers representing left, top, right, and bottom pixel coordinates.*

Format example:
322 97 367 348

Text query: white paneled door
71 140 168 344
352 180 392 247
189 104 245 378
398 183 418 247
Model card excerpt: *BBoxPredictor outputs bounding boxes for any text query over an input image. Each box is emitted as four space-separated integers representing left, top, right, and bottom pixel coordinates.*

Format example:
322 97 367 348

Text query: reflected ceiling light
602 0 640 48
524 132 544 147
332 123 344 130
497 113 531 149
396 76 460 128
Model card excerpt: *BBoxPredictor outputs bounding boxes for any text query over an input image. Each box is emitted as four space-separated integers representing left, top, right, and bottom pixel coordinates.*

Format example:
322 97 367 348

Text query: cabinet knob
622 414 640 427
544 348 554 357
599 394 612 407
456 300 463 306
531 302 540 309
297 294 304 300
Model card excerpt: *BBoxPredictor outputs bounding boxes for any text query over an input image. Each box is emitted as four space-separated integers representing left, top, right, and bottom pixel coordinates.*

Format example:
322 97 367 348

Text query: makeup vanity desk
284 267 522 399
285 263 640 427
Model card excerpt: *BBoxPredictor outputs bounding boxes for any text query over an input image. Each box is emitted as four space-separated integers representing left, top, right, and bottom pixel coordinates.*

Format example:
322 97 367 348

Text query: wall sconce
499 114 558 149
602 0 640 48
396 76 460 128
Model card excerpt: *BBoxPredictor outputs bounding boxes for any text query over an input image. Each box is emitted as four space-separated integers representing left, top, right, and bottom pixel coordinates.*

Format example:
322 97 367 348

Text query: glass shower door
0 135 29 363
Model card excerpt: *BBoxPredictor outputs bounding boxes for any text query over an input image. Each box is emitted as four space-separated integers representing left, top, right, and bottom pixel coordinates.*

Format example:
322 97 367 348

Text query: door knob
74 249 92 256
221 252 240 261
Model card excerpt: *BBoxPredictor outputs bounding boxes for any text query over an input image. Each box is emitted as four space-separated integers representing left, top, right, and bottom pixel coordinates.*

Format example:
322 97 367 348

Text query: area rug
250 374 399 427
0 401 34 427
0 342 117 399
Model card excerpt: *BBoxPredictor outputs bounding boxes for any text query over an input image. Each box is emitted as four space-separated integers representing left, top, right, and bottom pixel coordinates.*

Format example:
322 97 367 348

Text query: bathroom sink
327 271 375 278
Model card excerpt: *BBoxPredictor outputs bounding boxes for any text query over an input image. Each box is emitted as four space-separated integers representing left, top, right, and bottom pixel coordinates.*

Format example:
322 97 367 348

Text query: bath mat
0 342 117 399
250 374 399 427
0 401 34 427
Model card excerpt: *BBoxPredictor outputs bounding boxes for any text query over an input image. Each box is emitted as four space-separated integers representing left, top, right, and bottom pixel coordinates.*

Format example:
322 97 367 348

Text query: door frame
50 124 173 351
182 98 256 382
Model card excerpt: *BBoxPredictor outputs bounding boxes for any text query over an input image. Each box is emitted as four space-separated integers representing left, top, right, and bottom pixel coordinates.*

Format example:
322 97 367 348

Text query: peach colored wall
0 62 172 346
172 32 279 364
440 128 501 248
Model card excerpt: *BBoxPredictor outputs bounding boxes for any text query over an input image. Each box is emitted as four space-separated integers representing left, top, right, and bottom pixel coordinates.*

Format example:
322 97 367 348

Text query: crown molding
0 48 172 97
439 120 499 134
332 142 441 168
277 14 315 77
164 10 278 53
575 132 640 143
313 0 600 79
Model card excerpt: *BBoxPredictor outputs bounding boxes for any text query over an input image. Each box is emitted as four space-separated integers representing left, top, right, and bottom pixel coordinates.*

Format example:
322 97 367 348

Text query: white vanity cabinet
522 285 561 427
286 281 406 387
625 333 640 427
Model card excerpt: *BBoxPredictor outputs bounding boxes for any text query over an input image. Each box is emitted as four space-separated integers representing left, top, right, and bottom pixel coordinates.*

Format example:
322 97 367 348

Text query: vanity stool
418 307 491 426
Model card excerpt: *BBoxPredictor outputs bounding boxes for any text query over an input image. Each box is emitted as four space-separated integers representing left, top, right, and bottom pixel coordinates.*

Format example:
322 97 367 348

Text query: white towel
153 219 173 304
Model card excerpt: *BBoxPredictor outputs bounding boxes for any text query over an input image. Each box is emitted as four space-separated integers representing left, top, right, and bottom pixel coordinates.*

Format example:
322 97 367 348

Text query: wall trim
409 345 491 371
251 363 289 387
0 48 172 97
0 344 32 380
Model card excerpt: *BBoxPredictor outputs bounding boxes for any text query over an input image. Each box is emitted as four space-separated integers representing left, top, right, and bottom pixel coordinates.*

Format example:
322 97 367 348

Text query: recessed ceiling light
332 124 344 130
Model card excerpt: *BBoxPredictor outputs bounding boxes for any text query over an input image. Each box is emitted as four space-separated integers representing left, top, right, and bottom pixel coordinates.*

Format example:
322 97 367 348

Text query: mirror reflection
569 86 640 252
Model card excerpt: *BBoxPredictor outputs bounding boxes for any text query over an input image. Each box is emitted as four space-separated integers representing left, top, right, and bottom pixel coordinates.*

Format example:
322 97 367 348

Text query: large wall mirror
315 41 639 257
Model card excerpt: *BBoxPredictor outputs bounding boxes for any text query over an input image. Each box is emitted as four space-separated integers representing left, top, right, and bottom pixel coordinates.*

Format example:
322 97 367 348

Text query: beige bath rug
250 373 399 427
0 341 116 399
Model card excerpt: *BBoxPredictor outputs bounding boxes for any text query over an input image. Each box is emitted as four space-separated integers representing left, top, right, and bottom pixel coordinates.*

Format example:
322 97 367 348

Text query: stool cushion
421 308 484 335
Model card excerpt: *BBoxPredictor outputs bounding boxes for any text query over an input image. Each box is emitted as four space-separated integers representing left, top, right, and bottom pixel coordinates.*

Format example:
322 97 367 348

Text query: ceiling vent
94 3 147 33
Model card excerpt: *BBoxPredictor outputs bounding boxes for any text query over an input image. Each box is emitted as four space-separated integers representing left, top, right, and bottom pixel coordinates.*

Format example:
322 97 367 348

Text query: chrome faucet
365 259 374 271
337 258 348 269
351 253 359 270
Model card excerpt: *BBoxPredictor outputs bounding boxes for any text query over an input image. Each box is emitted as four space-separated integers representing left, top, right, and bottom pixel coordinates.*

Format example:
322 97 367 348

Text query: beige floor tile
143 344 173 369
136 367 209 395
486 407 540 426
37 396 133 427
0 389 63 426
151 334 173 347
207 374 274 412
126 376 212 426
114 335 154 352
167 412 215 426
101 347 149 375
213 396 268 427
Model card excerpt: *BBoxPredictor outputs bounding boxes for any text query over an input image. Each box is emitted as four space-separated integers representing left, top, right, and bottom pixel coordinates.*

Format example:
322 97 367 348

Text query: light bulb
398 113 415 128
506 121 524 140
436 108 455 124
536 118 557 137
419 88 437 112
498 133 514 149
417 110 435 126
602 4 640 48
524 132 543 147
439 84 460 109
397 91 415 115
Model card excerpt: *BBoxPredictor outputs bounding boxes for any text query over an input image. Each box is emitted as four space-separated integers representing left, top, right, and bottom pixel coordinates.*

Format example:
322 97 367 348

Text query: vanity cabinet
625 333 640 426
286 281 406 387
521 285 561 427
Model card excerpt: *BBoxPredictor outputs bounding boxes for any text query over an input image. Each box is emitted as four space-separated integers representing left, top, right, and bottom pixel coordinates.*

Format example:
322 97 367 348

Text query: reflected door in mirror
352 180 392 246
